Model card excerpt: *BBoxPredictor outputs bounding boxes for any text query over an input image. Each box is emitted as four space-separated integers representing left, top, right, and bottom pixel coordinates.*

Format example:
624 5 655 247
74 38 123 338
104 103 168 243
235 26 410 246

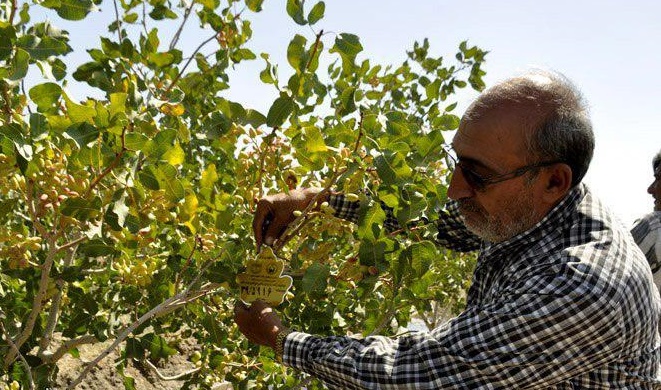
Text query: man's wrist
274 328 292 363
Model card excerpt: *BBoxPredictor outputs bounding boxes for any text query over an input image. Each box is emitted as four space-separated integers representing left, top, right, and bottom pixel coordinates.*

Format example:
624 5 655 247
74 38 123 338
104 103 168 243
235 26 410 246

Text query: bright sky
36 0 660 225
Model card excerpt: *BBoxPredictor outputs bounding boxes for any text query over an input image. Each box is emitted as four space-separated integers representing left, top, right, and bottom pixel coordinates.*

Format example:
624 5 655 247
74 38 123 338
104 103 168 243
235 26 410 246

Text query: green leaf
124 132 149 152
332 33 363 60
60 196 102 220
65 122 99 147
51 0 96 20
266 96 295 127
0 26 16 60
374 151 412 186
357 203 385 242
432 114 460 130
359 239 387 267
141 333 176 360
246 0 264 11
307 1 325 25
0 123 32 161
302 263 329 295
17 35 71 60
242 109 266 128
8 48 29 81
0 199 18 222
409 241 436 277
64 93 96 123
200 163 218 189
138 168 160 190
30 113 49 139
286 0 307 25
201 315 225 345
29 82 62 112
287 34 307 73
154 163 185 201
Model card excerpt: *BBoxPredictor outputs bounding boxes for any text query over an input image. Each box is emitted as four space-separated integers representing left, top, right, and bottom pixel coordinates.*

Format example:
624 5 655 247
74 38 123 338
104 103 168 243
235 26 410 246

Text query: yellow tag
236 247 293 305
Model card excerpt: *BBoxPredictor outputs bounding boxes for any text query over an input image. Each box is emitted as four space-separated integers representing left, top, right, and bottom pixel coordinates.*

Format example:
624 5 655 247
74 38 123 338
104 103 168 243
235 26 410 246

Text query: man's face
447 105 550 243
648 165 661 211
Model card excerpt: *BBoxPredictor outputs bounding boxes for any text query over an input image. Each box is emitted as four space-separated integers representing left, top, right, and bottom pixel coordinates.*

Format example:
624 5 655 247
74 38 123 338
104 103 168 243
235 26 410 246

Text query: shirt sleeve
281 271 624 389
329 194 482 252
631 212 661 273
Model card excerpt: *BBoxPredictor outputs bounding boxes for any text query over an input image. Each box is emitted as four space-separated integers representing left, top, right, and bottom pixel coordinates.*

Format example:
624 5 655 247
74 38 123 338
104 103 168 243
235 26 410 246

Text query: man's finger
253 200 273 251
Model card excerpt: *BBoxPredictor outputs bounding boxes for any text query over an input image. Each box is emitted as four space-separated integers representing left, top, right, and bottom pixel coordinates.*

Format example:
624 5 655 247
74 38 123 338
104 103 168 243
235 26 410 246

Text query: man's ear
542 163 572 203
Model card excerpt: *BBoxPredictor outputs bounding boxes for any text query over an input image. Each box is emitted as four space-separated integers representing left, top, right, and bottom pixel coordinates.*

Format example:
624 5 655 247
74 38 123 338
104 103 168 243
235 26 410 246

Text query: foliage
0 0 485 388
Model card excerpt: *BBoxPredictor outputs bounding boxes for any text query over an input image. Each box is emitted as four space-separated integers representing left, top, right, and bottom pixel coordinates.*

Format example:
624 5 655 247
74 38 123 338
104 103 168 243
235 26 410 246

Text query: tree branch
40 238 81 356
41 335 98 363
66 279 223 389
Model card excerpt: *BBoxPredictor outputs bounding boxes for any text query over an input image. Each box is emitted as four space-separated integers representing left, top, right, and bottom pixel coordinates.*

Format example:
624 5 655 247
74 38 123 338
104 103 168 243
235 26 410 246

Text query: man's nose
447 168 474 200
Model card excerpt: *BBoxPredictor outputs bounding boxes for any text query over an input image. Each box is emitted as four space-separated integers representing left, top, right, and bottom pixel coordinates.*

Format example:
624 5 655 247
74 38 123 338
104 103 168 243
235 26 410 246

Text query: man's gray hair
463 70 595 187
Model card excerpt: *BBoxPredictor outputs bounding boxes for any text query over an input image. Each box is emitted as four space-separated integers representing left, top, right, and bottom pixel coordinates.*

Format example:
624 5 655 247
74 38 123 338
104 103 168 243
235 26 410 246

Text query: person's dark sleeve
329 194 481 252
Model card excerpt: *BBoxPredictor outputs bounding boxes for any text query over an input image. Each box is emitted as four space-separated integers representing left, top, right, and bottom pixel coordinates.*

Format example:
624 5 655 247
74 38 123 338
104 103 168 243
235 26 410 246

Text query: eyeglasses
442 145 561 192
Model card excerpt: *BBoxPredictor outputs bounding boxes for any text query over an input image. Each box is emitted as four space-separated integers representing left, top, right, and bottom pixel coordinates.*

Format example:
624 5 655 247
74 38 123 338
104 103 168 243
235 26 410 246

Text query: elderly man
632 149 661 291
234 71 661 388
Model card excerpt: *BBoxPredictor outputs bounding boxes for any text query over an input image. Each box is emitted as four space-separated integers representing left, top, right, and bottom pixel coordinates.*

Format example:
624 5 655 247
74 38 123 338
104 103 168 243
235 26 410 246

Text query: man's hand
253 188 327 251
233 300 286 349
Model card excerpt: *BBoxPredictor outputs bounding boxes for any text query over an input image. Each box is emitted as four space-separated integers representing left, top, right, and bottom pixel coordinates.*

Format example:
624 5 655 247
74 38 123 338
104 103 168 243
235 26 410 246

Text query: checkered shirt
282 184 661 389
632 211 661 292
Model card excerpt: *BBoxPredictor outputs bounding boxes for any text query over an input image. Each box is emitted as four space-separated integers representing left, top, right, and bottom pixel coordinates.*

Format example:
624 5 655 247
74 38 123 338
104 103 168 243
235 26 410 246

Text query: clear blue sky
35 0 661 225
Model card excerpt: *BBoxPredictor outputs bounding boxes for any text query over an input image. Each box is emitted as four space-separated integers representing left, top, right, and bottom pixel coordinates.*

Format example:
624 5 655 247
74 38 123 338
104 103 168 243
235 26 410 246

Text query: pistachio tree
0 0 485 388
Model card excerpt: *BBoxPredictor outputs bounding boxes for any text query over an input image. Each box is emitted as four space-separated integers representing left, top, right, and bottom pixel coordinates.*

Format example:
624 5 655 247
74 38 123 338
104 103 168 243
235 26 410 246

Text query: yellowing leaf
201 164 218 188
182 193 198 221
163 142 185 165
160 103 185 116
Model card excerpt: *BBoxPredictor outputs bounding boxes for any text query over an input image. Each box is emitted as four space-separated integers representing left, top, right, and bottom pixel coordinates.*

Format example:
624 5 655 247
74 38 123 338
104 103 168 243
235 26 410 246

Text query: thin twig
85 125 128 197
8 0 17 25
169 0 194 50
0 321 35 390
163 33 218 96
175 235 200 291
303 29 324 72
57 235 88 252
112 0 123 42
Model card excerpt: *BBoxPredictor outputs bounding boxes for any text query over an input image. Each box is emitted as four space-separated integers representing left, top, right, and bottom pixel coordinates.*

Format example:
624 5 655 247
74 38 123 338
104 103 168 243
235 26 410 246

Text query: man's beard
457 188 539 243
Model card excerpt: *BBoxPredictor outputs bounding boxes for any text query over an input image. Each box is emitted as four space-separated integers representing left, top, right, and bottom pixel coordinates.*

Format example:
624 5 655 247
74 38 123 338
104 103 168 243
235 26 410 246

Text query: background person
234 71 661 388
632 149 661 291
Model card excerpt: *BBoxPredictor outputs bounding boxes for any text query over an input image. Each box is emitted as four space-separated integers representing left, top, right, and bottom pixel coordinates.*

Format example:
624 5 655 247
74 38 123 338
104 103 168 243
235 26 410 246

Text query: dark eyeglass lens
460 166 486 190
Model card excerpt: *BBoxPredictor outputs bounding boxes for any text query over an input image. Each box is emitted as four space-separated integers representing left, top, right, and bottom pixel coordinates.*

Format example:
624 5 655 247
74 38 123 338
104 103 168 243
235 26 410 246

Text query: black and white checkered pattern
283 185 661 388
633 212 661 273
632 212 661 294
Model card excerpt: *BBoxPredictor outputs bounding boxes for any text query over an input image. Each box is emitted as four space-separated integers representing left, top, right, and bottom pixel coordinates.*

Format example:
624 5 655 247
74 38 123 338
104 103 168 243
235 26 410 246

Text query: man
234 71 661 388
632 149 661 291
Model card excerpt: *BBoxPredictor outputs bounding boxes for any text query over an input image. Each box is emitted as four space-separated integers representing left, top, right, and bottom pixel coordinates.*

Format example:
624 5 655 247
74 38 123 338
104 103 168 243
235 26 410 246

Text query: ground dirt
54 337 218 390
